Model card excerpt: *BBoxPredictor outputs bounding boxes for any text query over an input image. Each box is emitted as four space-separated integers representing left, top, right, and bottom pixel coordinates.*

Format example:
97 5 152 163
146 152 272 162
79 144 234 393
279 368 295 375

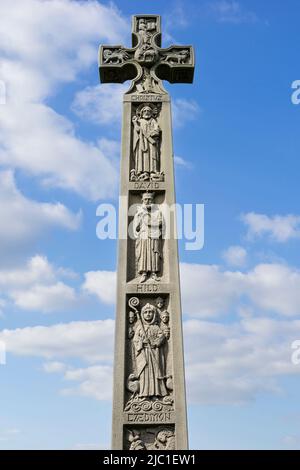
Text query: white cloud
0 0 128 200
0 0 127 98
12 282 77 313
174 155 192 168
0 319 114 362
184 316 300 404
180 263 244 317
246 264 300 317
0 299 6 317
72 84 127 125
165 2 189 33
242 212 300 242
61 365 112 401
43 361 67 373
222 245 247 267
82 271 116 305
98 138 121 162
0 255 55 289
0 255 79 313
0 102 119 201
209 1 258 24
172 98 200 128
181 262 300 318
0 170 80 257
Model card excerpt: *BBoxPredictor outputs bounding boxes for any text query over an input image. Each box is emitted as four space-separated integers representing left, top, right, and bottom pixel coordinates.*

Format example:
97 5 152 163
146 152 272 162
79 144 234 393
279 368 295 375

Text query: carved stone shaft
99 14 195 450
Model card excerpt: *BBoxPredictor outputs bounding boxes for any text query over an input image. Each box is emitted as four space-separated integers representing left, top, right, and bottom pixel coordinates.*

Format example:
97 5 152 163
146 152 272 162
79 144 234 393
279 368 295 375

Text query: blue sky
0 0 300 449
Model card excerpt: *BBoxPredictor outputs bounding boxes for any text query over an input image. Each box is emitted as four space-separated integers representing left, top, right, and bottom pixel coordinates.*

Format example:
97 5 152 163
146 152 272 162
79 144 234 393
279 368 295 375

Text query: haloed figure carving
131 104 163 182
156 297 170 339
133 192 163 283
133 303 168 398
125 297 173 414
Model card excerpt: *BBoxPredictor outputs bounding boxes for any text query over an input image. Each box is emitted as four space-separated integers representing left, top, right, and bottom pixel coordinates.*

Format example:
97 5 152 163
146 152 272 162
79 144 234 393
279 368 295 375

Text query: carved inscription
132 94 163 102
136 283 159 293
127 412 172 423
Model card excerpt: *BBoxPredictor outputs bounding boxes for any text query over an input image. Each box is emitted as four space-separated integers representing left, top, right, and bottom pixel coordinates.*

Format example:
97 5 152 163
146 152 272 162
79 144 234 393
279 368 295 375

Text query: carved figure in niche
128 430 147 450
127 311 137 384
126 427 175 450
134 19 158 64
125 298 173 412
151 429 175 450
131 104 164 182
103 48 130 64
134 68 161 94
134 45 157 63
137 18 152 45
162 49 190 65
133 303 168 398
156 297 170 340
133 192 163 283
156 297 172 391
136 18 156 48
128 309 136 339
138 18 157 35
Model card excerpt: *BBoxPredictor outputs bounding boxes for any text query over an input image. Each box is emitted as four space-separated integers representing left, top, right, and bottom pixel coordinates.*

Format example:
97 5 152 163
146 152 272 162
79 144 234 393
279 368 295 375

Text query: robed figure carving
133 192 163 283
133 303 168 398
131 105 164 182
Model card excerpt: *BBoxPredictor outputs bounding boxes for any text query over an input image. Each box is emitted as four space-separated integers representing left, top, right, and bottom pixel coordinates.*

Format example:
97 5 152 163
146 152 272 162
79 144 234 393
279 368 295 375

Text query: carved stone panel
125 296 173 417
133 17 159 66
125 425 175 450
130 103 164 182
102 47 133 64
127 192 165 284
161 48 191 65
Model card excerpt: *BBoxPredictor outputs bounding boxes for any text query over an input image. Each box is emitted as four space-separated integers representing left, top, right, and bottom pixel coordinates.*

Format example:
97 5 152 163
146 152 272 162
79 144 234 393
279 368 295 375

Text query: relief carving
133 192 164 283
161 49 190 65
103 48 132 64
126 426 175 450
134 68 162 94
125 297 173 414
130 17 166 95
130 104 164 182
134 18 158 66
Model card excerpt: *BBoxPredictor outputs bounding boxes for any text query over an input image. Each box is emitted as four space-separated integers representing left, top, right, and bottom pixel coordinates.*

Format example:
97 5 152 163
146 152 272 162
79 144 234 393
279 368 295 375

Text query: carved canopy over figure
131 104 163 181
133 303 168 398
133 192 163 283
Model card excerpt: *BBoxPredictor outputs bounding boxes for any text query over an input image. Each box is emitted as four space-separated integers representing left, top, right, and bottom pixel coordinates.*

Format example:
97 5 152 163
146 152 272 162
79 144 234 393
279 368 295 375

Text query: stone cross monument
99 15 195 450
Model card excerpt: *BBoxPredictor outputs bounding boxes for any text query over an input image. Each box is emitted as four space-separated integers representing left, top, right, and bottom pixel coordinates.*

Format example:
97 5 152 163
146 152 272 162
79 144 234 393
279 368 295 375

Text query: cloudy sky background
1 0 300 449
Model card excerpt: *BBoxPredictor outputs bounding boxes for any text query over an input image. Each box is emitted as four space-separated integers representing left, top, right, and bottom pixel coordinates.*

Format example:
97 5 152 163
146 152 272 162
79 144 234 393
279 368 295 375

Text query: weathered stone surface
99 14 195 450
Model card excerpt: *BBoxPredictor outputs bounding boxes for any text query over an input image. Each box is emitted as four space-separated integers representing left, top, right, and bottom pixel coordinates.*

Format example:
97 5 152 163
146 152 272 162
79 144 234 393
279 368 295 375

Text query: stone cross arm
99 15 195 86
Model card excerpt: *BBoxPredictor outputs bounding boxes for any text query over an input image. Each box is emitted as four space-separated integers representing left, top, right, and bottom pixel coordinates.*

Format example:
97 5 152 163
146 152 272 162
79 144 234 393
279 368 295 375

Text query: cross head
99 15 195 93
